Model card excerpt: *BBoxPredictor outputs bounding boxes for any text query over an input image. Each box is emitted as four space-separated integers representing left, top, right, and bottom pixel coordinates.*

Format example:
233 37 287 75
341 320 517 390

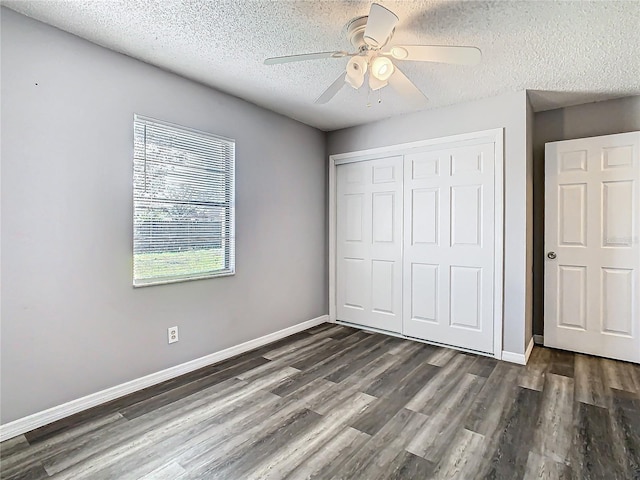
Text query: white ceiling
4 0 640 131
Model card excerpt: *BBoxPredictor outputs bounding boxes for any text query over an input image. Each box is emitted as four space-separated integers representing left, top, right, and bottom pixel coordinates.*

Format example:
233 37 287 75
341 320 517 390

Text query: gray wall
532 95 640 337
1 8 327 424
328 91 531 355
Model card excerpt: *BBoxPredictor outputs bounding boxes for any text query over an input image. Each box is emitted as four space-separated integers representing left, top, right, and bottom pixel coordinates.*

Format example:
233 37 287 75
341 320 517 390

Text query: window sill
133 270 235 288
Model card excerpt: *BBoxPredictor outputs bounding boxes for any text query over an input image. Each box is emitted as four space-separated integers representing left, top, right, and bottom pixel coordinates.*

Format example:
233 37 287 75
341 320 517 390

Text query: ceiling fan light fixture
345 72 364 89
371 56 394 81
369 73 388 91
345 56 367 89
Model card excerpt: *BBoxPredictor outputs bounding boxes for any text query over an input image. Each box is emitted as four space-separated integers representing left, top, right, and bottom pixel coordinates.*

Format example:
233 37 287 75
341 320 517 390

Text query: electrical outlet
168 326 179 344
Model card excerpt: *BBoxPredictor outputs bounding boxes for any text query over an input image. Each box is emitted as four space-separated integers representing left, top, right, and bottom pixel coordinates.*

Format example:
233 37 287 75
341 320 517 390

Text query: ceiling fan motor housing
347 16 369 49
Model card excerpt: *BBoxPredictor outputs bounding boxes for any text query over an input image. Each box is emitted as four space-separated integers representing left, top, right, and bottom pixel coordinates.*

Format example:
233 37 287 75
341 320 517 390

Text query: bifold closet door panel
402 143 495 354
336 156 403 333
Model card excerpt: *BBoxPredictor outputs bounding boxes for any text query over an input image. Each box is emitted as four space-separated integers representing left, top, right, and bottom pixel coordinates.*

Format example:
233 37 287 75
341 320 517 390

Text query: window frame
132 114 235 287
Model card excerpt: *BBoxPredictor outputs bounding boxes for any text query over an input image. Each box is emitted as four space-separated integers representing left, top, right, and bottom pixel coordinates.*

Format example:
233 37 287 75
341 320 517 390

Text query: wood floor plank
41 378 260 477
363 343 437 398
121 382 322 480
405 373 486 462
306 359 395 415
0 462 49 480
574 354 609 408
305 343 427 420
120 355 272 420
188 407 324 479
172 380 336 479
173 377 338 473
0 436 30 460
323 337 396 383
0 413 128 478
479 386 543 479
405 353 476 415
283 426 370 480
465 361 521 436
430 428 486 480
519 346 551 391
571 401 631 480
351 361 440 436
239 392 376 479
380 450 436 480
601 358 639 394
548 349 575 378
269 334 384 397
265 336 335 366
387 338 422 356
236 336 340 383
72 389 285 480
426 347 457 367
467 355 499 378
138 461 189 480
324 326 362 340
522 451 572 480
530 372 574 465
262 330 336 360
304 323 335 335
288 330 369 371
328 408 430 480
608 388 640 477
41 367 296 478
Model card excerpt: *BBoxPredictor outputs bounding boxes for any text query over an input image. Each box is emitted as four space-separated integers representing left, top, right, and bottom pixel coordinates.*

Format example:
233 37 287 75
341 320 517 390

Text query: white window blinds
133 115 235 286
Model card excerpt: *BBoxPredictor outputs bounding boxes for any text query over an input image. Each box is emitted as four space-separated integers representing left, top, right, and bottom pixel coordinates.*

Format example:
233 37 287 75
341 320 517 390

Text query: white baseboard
533 334 544 345
0 315 328 443
501 337 535 365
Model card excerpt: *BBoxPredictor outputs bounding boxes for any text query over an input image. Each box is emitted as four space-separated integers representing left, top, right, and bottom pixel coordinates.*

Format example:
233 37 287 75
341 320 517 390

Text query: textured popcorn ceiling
4 0 640 131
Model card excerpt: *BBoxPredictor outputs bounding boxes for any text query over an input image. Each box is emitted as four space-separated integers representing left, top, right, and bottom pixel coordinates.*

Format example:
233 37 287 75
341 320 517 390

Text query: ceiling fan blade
363 3 399 48
315 73 346 104
388 67 428 104
264 51 350 65
388 45 482 65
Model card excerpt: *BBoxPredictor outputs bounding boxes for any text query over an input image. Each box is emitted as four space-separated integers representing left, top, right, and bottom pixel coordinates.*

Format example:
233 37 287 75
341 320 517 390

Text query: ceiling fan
264 3 482 105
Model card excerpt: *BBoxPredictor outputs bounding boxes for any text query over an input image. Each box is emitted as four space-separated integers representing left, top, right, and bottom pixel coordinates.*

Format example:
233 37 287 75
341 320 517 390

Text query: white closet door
402 143 495 353
545 132 640 363
336 156 403 333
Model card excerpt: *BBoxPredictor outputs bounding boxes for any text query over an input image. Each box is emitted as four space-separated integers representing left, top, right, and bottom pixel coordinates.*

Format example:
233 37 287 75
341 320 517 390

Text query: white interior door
545 131 640 363
402 143 495 354
336 156 403 333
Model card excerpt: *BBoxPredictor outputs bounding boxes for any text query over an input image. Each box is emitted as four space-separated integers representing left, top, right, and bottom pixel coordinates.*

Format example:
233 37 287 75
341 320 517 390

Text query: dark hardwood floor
1 323 639 479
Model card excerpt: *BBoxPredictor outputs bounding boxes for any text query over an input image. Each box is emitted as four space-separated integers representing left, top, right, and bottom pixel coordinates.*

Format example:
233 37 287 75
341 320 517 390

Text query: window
133 115 235 286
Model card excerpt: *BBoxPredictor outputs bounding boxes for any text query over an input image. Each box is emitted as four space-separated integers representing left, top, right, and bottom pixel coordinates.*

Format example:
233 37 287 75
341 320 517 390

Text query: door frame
329 128 505 359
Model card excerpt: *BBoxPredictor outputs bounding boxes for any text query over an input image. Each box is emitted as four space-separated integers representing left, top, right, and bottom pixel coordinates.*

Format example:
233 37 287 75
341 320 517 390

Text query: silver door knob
547 252 557 259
